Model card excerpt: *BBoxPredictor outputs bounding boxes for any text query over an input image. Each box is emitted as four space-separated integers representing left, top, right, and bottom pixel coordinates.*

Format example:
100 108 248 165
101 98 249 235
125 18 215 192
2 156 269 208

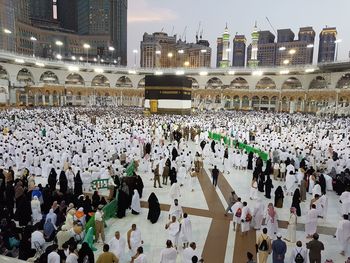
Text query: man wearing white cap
271 233 287 263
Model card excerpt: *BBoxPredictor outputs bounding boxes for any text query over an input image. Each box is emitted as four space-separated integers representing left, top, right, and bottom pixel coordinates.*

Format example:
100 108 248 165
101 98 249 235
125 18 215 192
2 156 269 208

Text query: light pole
288 49 296 65
155 50 161 67
108 46 115 64
335 39 342 62
30 36 37 57
200 49 207 67
226 48 231 67
133 49 138 67
83 43 91 63
3 29 12 51
55 40 63 59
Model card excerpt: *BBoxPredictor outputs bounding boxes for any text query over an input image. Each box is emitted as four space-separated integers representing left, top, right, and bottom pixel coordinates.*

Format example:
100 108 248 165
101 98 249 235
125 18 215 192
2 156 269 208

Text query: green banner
209 131 269 161
126 160 135 177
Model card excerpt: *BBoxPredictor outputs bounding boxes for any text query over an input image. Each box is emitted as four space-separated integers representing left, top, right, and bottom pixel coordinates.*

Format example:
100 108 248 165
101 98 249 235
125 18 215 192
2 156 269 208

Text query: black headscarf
78 242 95 263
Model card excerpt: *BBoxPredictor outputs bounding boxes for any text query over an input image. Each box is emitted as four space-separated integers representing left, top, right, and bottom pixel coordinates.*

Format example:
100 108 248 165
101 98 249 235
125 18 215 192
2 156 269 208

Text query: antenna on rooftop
196 22 201 43
266 17 277 35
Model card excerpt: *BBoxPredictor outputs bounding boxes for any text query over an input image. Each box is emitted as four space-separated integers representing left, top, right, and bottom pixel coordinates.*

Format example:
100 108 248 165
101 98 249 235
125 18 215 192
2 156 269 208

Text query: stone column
49 95 53 106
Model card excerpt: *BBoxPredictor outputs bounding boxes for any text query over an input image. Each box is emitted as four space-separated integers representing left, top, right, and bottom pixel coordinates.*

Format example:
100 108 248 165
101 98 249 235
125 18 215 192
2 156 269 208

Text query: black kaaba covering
145 75 192 100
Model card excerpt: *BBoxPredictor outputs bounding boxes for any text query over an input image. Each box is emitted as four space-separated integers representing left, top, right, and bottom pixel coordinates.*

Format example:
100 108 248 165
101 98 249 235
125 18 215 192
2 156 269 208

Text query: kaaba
144 75 192 114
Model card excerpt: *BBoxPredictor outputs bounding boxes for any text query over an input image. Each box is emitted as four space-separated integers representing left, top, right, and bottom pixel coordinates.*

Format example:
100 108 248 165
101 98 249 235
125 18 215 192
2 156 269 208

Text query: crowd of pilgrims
0 107 350 262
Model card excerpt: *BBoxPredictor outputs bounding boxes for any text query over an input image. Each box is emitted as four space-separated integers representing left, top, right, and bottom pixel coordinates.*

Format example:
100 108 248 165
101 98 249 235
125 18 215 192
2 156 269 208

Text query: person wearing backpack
290 241 307 263
256 228 271 263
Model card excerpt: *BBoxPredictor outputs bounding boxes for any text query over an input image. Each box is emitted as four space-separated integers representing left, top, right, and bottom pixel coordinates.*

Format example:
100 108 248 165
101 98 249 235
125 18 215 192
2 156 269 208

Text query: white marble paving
93 209 211 263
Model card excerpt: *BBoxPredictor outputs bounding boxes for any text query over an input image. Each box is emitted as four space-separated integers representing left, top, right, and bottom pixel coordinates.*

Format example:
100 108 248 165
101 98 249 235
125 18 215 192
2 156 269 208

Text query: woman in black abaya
264 174 273 199
291 188 302 216
247 152 254 170
147 192 160 224
48 168 57 192
59 171 68 194
74 171 83 197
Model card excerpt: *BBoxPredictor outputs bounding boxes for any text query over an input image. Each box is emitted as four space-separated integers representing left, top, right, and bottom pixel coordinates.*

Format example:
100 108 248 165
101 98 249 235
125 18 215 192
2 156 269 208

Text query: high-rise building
247 26 315 66
14 0 30 23
0 0 15 51
216 37 223 67
232 35 246 67
57 0 78 32
248 23 259 67
77 0 110 35
219 25 230 68
275 27 315 66
30 0 56 25
277 29 294 43
318 27 337 63
77 0 127 65
140 32 211 68
110 0 128 66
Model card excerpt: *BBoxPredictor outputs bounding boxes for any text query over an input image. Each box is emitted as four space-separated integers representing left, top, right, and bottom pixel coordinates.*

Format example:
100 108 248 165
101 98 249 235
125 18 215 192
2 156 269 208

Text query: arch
116 76 133 88
230 77 249 89
281 96 289 112
137 78 145 89
242 96 249 108
0 66 9 80
206 77 223 89
282 77 302 89
309 76 327 89
65 73 85 86
17 68 34 85
252 96 260 108
187 77 199 89
261 96 269 105
232 95 240 109
0 87 7 94
92 74 110 87
256 77 276 89
40 71 59 84
270 96 278 106
336 73 350 89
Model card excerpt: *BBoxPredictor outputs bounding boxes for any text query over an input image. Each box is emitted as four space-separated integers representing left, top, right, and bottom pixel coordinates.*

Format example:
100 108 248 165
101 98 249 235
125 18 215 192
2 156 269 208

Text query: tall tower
248 22 259 67
110 0 128 66
219 24 230 68
232 35 246 67
318 27 337 63
216 37 223 67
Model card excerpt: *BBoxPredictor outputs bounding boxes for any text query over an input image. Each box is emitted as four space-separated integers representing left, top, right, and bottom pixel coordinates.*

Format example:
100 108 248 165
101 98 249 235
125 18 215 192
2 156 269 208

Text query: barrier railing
82 191 118 247
208 131 269 161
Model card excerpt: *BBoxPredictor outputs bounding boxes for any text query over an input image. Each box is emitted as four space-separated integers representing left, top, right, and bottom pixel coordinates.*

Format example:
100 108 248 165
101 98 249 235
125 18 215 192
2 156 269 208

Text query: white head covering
131 189 141 213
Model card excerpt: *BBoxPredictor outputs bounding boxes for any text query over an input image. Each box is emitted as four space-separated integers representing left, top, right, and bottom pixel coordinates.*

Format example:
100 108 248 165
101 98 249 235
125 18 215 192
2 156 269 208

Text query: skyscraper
216 37 223 67
232 35 246 67
219 25 230 68
30 0 54 24
248 23 259 67
57 0 77 32
110 0 128 66
318 27 337 63
77 0 110 35
275 27 315 66
0 0 15 51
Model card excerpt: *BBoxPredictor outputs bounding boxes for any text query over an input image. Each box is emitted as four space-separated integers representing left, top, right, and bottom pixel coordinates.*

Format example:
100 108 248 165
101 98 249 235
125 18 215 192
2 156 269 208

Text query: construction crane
200 28 203 40
171 26 174 35
265 17 277 35
180 26 187 42
195 22 201 43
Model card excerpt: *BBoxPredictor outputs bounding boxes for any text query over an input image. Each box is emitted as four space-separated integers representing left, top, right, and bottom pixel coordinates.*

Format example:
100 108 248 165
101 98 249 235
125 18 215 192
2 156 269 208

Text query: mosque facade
0 51 350 115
